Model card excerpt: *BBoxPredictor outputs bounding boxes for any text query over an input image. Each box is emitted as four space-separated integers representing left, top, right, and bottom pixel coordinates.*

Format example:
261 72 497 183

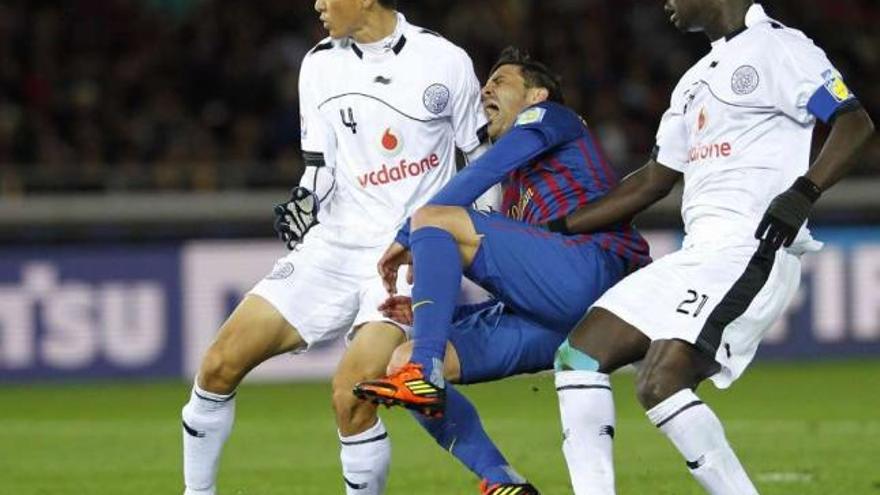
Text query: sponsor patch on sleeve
808 70 858 123
515 107 546 127
821 70 854 102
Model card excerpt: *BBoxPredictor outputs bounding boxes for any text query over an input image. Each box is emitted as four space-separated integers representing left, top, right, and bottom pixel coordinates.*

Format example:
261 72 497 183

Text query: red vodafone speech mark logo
380 128 402 156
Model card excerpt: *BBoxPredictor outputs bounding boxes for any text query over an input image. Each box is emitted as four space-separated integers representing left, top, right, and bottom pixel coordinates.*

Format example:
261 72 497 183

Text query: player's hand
378 295 414 326
755 177 821 250
377 241 412 295
273 187 320 250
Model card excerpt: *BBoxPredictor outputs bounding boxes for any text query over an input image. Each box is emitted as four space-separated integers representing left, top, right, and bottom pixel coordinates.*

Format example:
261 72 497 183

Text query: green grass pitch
2 360 879 494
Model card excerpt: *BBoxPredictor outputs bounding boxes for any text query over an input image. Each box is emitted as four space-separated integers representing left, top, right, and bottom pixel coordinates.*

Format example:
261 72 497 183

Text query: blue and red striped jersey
398 101 650 269
500 103 650 269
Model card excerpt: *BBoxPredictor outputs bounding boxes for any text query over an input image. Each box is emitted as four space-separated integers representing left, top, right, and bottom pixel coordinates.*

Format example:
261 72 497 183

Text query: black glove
273 186 320 250
544 216 572 234
754 176 822 250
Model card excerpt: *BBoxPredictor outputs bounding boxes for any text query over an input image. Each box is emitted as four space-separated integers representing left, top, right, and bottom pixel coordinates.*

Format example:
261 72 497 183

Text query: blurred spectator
0 0 877 194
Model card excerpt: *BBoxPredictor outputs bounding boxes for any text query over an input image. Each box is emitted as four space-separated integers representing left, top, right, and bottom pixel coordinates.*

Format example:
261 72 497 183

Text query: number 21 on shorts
677 289 709 317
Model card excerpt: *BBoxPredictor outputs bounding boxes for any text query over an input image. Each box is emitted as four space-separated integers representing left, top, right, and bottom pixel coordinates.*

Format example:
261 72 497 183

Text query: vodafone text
358 153 440 188
688 142 732 163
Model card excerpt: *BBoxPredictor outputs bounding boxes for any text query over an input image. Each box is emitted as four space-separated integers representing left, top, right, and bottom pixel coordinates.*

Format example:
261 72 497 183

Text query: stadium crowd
0 0 877 195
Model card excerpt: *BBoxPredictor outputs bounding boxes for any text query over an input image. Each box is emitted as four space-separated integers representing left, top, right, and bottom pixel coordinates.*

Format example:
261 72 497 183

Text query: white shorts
249 231 411 350
594 242 802 388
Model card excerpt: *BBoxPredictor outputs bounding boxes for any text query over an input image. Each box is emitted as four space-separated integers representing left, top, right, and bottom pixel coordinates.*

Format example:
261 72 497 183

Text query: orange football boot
353 362 445 418
479 479 540 495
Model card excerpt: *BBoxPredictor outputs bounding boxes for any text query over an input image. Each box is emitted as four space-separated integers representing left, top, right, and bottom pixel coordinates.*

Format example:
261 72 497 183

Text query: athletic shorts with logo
593 240 803 388
249 226 413 350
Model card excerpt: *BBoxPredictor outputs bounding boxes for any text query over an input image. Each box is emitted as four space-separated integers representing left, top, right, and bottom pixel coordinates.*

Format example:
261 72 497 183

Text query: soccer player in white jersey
543 1 874 494
179 1 491 494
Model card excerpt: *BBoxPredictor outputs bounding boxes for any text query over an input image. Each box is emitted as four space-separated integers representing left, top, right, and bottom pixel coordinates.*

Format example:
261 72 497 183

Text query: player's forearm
804 108 875 191
556 160 680 234
299 164 336 204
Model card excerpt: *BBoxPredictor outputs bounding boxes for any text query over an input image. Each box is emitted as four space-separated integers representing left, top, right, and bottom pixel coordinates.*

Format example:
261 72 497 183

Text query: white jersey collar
350 13 408 60
710 3 770 48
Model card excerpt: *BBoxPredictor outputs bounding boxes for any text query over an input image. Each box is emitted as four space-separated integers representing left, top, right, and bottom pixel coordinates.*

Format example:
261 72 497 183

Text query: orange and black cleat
353 362 445 418
479 479 540 495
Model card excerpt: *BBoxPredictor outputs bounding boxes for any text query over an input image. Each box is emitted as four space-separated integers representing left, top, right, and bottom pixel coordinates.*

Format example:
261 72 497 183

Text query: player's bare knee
198 344 242 394
635 369 685 410
332 370 379 435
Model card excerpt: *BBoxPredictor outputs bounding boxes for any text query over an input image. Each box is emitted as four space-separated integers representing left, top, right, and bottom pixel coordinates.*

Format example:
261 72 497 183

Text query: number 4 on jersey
340 107 357 134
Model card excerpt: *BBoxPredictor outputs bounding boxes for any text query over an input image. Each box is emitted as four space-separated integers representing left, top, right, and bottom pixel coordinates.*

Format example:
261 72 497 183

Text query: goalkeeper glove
273 186 320 250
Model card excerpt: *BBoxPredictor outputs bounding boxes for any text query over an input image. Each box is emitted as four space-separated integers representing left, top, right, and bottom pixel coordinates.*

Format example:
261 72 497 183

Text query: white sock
339 418 391 494
647 389 758 495
181 382 236 495
555 370 616 495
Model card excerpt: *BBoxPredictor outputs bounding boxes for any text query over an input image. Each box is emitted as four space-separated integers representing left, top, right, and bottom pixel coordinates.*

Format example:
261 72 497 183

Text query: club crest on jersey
423 83 450 114
266 261 294 280
515 107 546 126
731 65 759 95
380 128 403 156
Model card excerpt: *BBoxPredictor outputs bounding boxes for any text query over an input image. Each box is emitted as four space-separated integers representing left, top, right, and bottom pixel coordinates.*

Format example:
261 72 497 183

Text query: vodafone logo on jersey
688 142 732 163
358 153 441 188
380 128 403 156
687 107 731 163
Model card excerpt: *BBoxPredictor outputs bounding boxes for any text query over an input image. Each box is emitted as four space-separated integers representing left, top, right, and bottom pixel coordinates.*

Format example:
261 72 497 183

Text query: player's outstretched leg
638 339 758 495
355 206 481 416
181 295 305 495
555 308 651 495
413 385 539 493
332 322 407 495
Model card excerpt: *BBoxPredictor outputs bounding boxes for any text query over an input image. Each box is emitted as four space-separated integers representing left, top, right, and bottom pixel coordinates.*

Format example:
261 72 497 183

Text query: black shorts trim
695 243 776 356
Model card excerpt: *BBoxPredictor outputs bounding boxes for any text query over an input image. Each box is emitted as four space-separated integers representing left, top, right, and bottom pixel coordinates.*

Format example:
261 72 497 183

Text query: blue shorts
449 210 629 383
465 210 627 332
450 302 567 384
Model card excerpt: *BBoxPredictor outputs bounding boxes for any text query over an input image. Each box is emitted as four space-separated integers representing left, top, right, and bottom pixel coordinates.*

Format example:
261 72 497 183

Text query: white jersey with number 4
299 13 487 248
655 3 857 250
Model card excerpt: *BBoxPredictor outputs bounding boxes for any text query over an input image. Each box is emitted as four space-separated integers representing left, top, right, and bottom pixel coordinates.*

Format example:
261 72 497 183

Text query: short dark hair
377 0 398 9
490 46 564 104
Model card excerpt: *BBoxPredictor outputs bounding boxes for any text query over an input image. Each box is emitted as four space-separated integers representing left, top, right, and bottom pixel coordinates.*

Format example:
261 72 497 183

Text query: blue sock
412 385 522 484
409 227 462 384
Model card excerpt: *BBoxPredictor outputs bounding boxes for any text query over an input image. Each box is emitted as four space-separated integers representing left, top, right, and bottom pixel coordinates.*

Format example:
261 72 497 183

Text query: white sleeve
654 105 689 172
450 51 489 153
771 37 846 124
298 55 337 202
298 56 334 161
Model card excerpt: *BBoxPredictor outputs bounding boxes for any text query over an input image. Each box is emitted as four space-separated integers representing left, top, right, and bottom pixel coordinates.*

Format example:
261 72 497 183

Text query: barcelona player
355 47 649 494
